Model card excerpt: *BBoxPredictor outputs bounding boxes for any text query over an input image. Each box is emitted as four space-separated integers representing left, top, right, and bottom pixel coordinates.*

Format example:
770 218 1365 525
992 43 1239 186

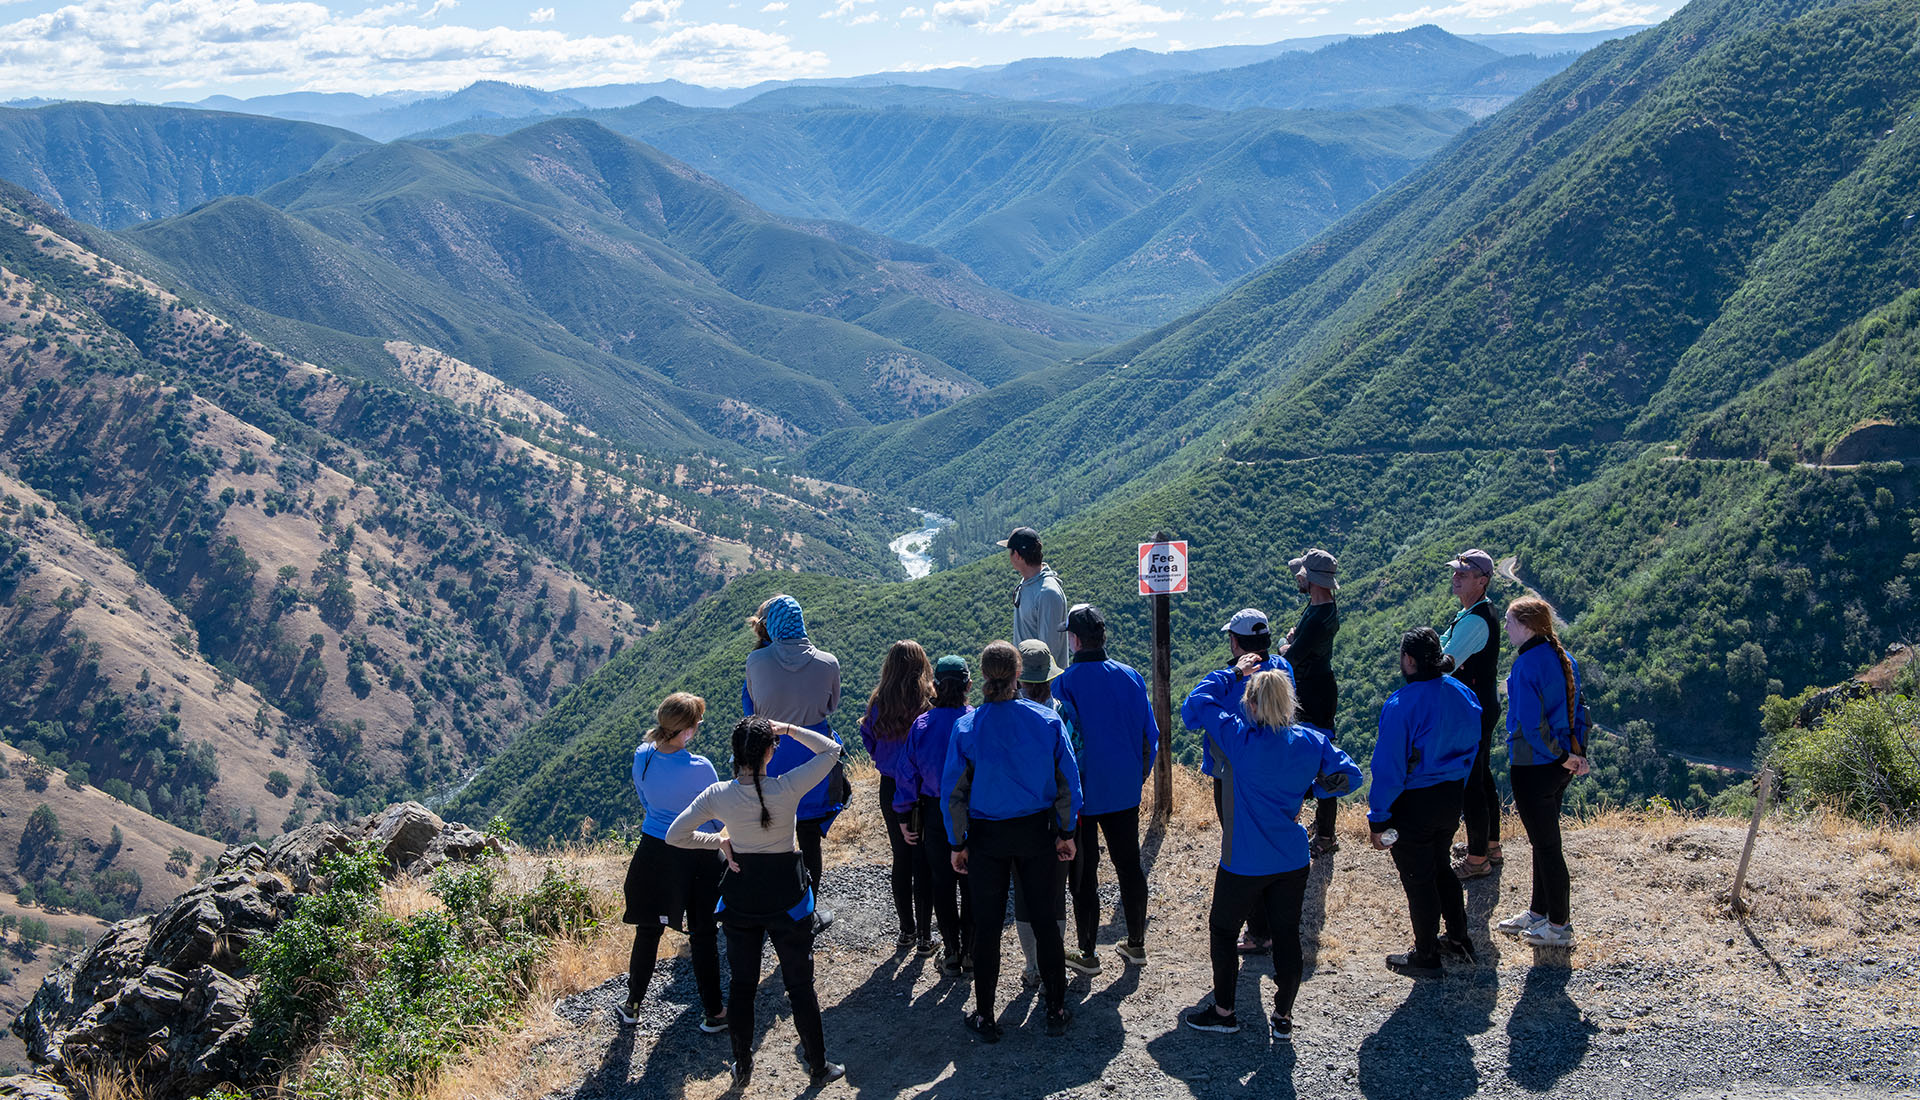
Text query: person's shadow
1504 964 1594 1089
1298 856 1335 978
1145 1004 1299 1100
1357 981 1479 1100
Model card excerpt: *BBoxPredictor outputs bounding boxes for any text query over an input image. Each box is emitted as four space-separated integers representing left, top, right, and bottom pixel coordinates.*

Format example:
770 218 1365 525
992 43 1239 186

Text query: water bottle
1378 828 1399 847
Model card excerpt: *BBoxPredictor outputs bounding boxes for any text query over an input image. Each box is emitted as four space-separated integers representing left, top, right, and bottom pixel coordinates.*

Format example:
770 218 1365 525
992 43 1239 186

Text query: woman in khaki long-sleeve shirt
667 717 844 1087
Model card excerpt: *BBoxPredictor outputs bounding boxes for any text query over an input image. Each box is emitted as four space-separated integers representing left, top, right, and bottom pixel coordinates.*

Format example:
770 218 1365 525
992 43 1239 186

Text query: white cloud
931 0 994 24
421 0 456 16
621 0 679 22
849 9 879 20
988 0 1184 38
760 0 787 7
527 6 555 21
899 3 926 12
0 0 826 96
819 0 874 17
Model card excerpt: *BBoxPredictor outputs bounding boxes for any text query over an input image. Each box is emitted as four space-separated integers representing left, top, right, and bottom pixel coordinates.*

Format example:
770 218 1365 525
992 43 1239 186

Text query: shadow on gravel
1144 1010 1301 1098
1300 856 1335 977
1504 965 1595 1089
1357 981 1479 1100
1462 868 1504 969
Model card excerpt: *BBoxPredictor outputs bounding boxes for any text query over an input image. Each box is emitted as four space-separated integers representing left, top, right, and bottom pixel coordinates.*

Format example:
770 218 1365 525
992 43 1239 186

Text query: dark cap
1059 603 1106 639
996 526 1042 556
1447 548 1494 577
934 654 970 681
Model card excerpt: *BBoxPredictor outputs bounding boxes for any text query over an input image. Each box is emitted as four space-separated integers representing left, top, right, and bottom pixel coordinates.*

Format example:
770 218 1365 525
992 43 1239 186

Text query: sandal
1453 857 1492 879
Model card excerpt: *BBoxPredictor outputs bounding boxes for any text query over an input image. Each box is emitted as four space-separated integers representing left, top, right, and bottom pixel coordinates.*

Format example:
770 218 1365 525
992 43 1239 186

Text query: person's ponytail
1509 596 1578 750
731 715 781 830
752 771 772 829
979 640 1020 703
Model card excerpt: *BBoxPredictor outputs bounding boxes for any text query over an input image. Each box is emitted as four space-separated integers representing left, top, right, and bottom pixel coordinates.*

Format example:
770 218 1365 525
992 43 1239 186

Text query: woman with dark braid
667 715 846 1087
1495 596 1591 950
617 693 726 1033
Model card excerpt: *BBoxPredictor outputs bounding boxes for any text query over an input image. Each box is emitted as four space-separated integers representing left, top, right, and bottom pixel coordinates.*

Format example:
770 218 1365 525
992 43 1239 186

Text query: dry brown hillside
425 766 1920 1100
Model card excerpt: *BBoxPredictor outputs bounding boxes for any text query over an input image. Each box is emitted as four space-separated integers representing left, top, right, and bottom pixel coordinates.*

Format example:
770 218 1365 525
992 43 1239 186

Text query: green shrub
1766 673 1920 821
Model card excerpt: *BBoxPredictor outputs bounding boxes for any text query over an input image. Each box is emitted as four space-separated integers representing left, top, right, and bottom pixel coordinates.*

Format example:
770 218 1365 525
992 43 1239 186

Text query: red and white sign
1138 540 1189 596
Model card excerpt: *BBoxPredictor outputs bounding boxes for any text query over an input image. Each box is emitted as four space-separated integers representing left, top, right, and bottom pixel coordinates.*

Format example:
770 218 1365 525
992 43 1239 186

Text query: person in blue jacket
943 640 1083 1043
1368 628 1484 976
742 593 847 932
1051 604 1157 974
1180 607 1294 954
618 692 727 1033
1494 595 1592 950
860 640 935 954
895 655 975 976
1180 661 1360 1042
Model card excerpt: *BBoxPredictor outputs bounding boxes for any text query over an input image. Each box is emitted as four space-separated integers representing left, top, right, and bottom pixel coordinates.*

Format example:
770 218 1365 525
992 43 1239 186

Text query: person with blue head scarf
743 593 847 931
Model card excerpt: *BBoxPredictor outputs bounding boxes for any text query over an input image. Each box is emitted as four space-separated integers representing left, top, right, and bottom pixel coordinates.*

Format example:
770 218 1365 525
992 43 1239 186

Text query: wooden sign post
1139 533 1189 820
1729 766 1776 916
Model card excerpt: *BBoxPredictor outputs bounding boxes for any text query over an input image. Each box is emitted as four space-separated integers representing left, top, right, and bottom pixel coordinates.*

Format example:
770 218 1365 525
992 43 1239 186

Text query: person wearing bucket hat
743 593 847 933
1002 526 1071 667
894 655 976 977
1439 549 1504 878
1281 549 1344 858
1181 609 1294 955
1010 639 1072 987
1051 603 1158 973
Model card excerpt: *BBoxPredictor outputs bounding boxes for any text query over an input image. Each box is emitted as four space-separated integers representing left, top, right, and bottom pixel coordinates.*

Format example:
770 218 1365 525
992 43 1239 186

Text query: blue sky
0 0 1680 101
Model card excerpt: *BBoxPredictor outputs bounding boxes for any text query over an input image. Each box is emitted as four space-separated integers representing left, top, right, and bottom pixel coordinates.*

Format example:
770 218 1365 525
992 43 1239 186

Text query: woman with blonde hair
859 640 936 952
1181 660 1360 1042
618 693 726 1033
1495 596 1591 949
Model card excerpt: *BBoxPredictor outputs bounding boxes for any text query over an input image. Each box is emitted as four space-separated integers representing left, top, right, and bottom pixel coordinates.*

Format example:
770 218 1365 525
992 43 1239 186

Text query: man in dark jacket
1440 549 1502 878
1281 549 1342 857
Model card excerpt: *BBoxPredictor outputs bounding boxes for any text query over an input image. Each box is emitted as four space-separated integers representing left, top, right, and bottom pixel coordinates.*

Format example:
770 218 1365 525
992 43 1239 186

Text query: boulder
12 918 152 1064
360 802 446 872
145 871 297 975
49 965 253 1100
0 1075 71 1100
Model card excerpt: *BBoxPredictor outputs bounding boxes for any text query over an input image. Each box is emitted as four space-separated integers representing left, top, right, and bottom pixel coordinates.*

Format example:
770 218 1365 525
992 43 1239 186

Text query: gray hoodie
1013 565 1070 667
744 637 842 726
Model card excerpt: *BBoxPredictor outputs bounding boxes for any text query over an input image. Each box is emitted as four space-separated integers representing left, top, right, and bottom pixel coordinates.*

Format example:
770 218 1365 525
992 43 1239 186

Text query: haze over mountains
1 0 1913 1000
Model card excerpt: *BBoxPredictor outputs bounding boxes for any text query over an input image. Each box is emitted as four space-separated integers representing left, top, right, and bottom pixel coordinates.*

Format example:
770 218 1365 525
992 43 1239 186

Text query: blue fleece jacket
942 697 1082 848
743 681 845 825
858 705 915 782
632 743 720 839
1367 674 1483 825
1182 655 1294 778
1506 636 1587 765
893 705 970 813
1185 676 1361 875
1052 652 1159 817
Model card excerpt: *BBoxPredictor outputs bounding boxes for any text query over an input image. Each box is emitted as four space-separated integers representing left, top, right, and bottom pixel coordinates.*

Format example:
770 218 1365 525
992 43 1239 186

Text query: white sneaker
1496 910 1545 937
1523 921 1575 948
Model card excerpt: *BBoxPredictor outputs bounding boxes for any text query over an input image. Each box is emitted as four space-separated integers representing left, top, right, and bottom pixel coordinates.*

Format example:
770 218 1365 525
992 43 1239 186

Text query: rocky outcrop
8 803 502 1100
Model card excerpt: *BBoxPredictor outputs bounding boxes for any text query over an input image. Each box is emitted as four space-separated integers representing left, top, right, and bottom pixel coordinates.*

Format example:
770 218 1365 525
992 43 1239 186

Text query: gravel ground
540 817 1920 1100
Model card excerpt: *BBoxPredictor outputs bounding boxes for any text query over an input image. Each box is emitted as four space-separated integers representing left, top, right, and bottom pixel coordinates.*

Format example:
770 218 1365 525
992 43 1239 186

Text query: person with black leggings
667 716 846 1087
1495 595 1591 950
618 692 727 1034
895 656 975 976
1440 548 1504 878
1051 604 1157 973
1180 661 1360 1042
1367 628 1484 977
944 640 1082 1043
1281 549 1343 858
860 640 935 954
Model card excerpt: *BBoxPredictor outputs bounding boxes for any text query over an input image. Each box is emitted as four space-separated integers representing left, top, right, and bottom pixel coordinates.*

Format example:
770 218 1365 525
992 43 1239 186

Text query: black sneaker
939 947 966 977
699 1012 728 1034
1269 1014 1293 1042
810 1060 846 1085
812 908 835 935
895 929 916 951
731 1055 753 1087
1442 933 1478 965
1046 1005 1073 1036
964 1011 1002 1043
1182 1005 1240 1034
915 938 939 958
615 999 642 1026
1386 950 1443 977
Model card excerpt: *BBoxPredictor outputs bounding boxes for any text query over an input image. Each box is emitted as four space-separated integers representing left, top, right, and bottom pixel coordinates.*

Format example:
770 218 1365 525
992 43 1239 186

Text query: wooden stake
1150 531 1173 821
1729 766 1775 916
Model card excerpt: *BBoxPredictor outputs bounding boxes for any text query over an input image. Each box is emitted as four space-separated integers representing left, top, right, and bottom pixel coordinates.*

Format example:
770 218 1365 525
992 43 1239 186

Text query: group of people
618 527 1591 1084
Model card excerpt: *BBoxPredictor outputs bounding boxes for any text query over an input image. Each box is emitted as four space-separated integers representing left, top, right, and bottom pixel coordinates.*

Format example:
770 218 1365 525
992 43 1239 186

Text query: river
888 508 953 580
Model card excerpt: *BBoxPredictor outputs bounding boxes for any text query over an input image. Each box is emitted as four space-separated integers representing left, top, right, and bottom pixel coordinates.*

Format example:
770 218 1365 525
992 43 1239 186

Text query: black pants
968 813 1067 1017
1215 778 1271 942
914 796 970 953
1461 711 1502 857
1386 780 1468 960
628 917 723 1018
1207 865 1309 1017
1070 806 1148 952
1511 762 1574 925
724 917 826 1073
1309 722 1341 840
879 776 925 938
796 816 828 895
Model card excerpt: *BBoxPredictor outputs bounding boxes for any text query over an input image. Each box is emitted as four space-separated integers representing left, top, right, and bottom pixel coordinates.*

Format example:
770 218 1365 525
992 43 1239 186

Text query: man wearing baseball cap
1441 548 1503 878
1001 526 1070 667
1280 549 1343 858
1051 604 1158 973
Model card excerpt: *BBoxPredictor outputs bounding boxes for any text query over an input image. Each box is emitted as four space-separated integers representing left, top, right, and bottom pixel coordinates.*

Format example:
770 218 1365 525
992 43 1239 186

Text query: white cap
1220 608 1270 636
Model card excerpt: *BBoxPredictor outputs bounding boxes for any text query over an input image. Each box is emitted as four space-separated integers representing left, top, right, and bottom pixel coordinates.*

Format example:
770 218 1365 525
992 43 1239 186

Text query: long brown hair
1508 596 1578 743
867 640 933 741
645 692 705 744
980 640 1020 703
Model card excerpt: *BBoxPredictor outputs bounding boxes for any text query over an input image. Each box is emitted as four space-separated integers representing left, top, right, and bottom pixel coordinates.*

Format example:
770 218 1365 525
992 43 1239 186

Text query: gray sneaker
1523 921 1575 948
1064 948 1102 975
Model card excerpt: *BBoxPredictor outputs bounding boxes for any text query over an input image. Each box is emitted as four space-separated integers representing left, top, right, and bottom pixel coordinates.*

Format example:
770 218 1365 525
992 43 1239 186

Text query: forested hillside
460 0 1920 840
0 183 902 904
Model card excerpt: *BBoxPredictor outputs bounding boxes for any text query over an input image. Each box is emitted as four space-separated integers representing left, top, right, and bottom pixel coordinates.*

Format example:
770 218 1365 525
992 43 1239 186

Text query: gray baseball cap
1220 608 1271 636
1447 549 1494 577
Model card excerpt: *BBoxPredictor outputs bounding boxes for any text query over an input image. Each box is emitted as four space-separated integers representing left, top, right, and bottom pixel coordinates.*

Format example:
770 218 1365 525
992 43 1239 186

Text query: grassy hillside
0 103 373 229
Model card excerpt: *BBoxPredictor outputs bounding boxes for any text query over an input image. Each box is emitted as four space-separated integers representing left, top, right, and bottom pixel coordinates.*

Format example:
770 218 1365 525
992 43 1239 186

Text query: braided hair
1400 627 1456 678
1507 596 1581 753
732 715 780 829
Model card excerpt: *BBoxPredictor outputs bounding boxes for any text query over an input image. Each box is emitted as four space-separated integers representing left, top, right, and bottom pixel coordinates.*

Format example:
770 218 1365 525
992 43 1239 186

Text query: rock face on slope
4 803 503 1100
